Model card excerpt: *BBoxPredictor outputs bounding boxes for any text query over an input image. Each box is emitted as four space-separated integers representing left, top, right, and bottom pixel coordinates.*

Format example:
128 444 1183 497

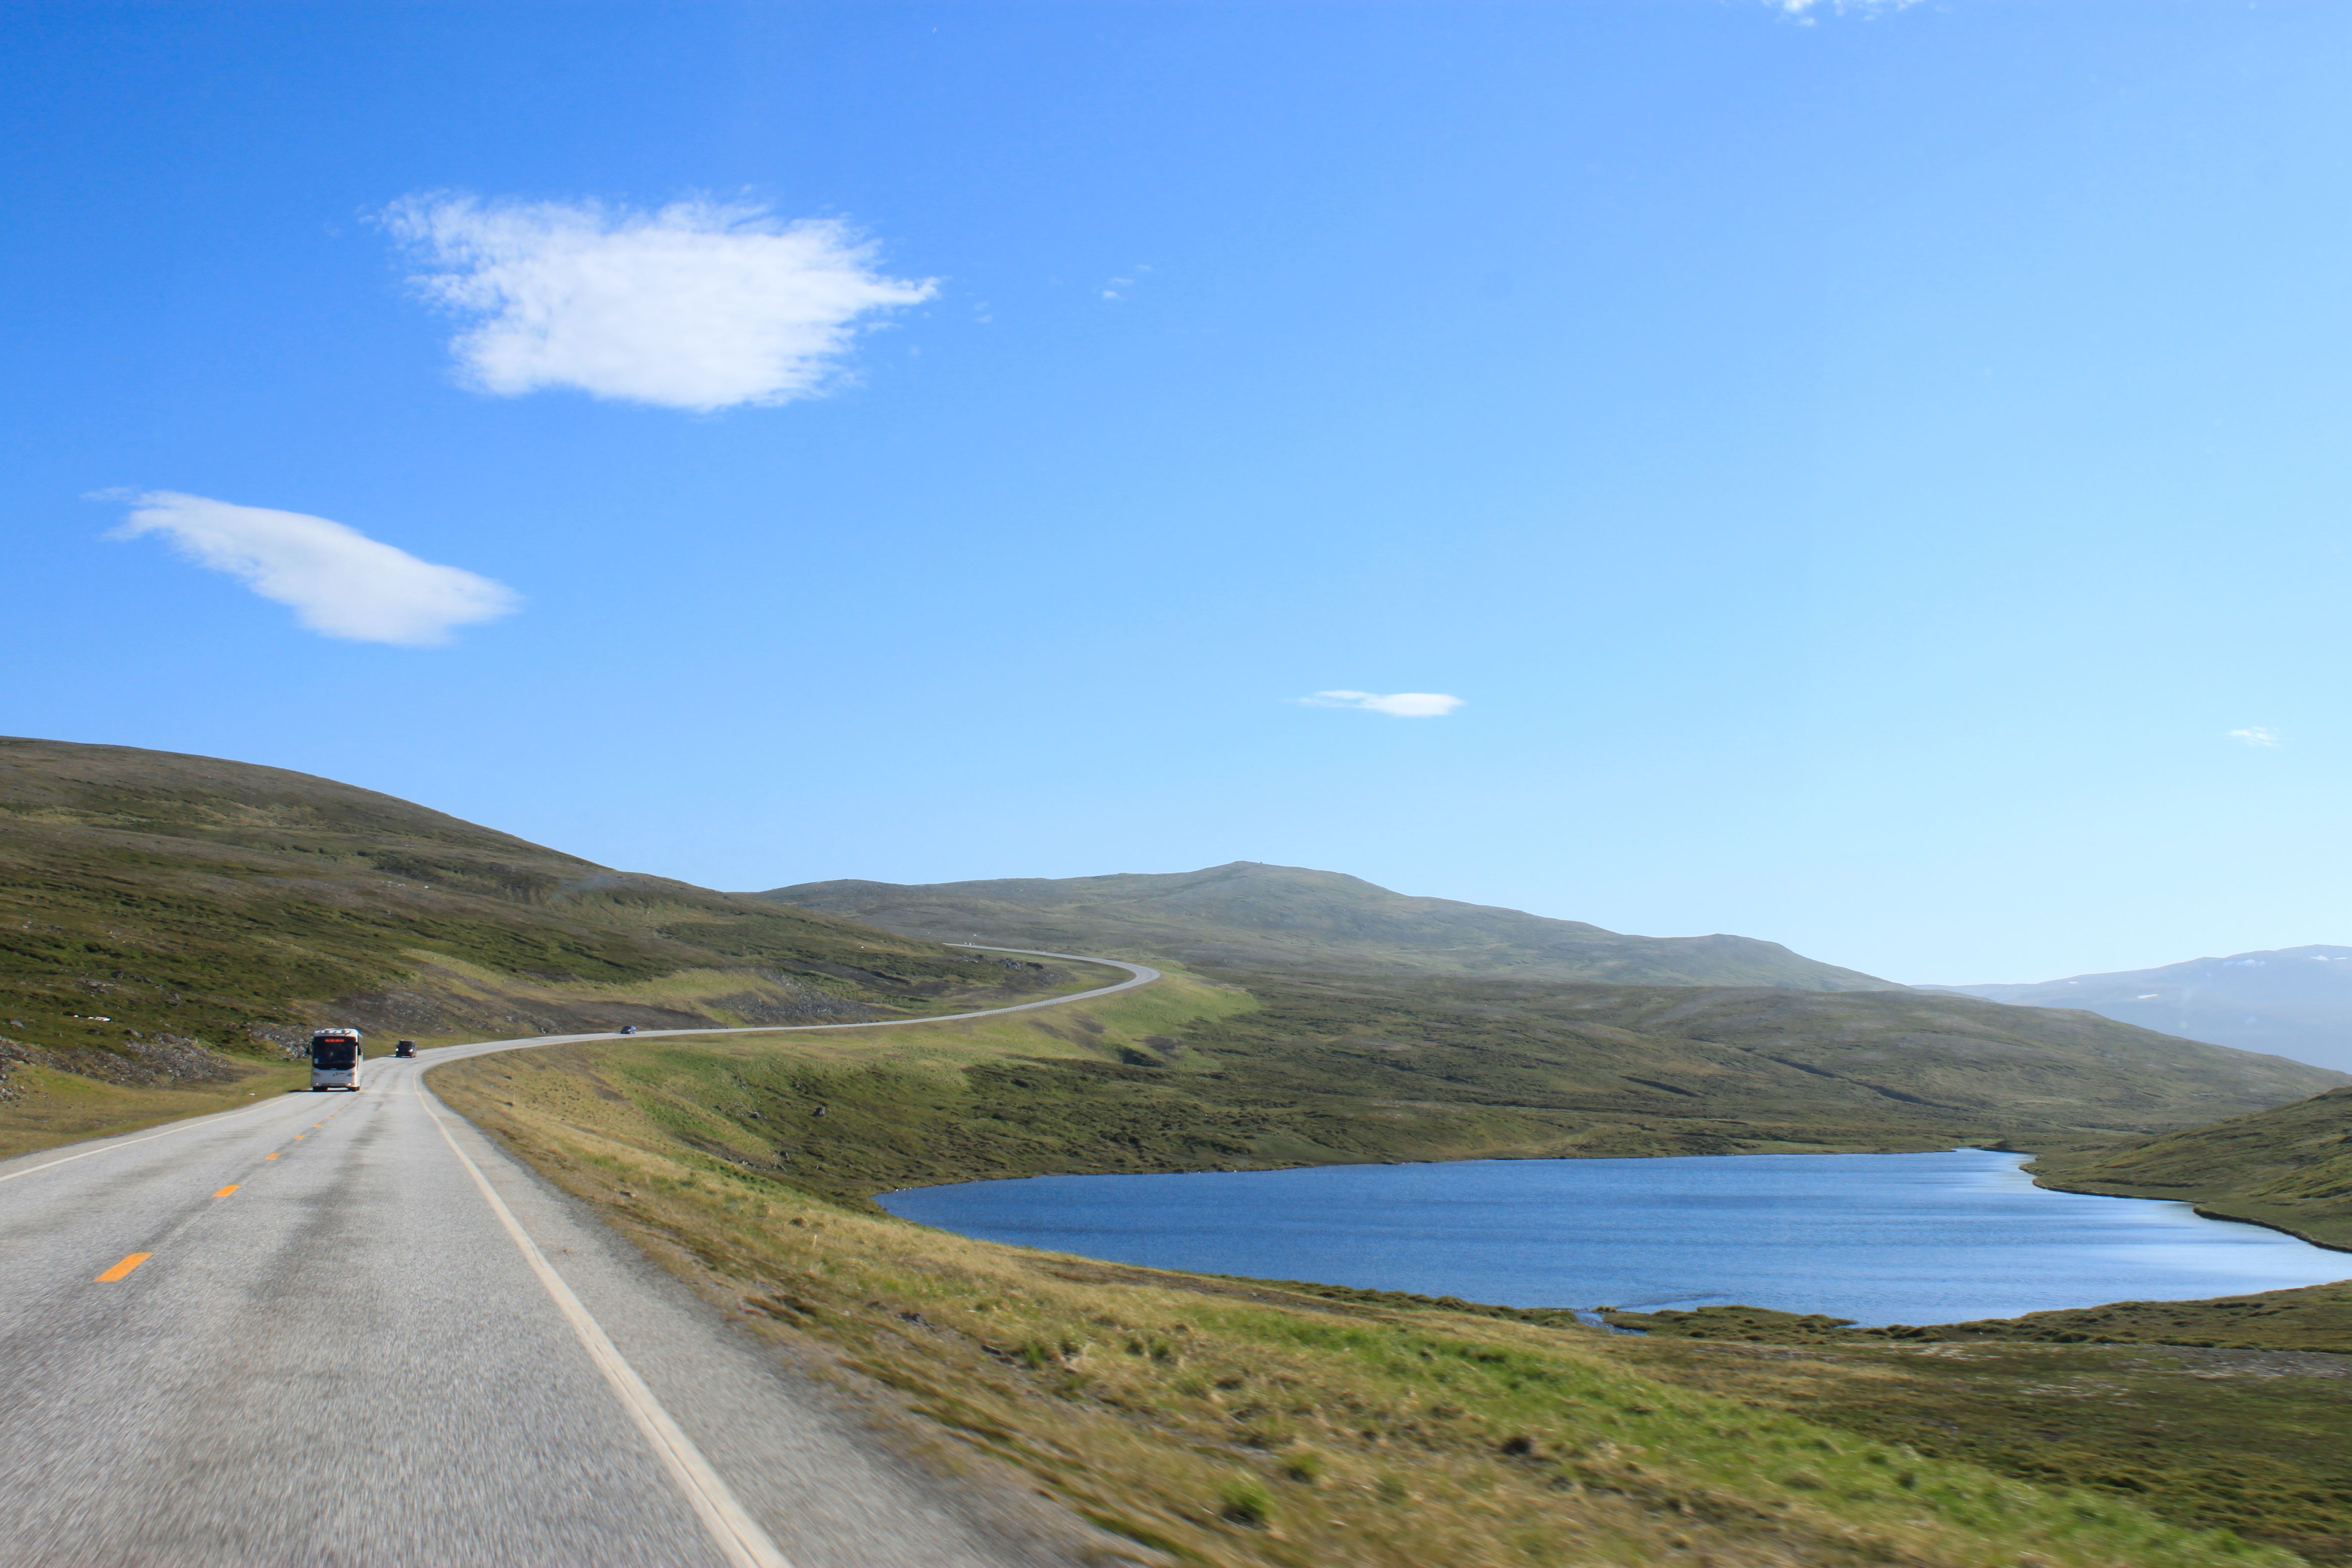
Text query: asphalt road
0 949 1159 1568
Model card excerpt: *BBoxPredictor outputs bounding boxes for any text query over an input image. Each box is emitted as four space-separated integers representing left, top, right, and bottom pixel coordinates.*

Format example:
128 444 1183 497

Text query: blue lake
878 1149 2352 1326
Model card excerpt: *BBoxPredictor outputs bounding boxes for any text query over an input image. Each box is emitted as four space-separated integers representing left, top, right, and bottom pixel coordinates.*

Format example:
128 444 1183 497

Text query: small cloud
2229 726 2281 748
110 491 520 646
1300 690 1465 719
1771 0 1914 17
380 194 936 412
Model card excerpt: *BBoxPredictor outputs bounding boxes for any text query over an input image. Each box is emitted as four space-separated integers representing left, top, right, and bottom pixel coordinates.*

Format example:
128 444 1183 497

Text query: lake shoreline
882 1148 2352 1328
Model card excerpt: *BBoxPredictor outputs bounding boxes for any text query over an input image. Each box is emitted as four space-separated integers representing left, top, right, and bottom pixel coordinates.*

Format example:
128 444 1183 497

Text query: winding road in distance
0 948 1159 1568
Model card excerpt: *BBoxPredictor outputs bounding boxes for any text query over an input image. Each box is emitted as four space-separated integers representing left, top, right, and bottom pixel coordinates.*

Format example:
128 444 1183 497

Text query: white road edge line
0 1096 283 1184
1 950 1149 1548
416 1075 793 1568
389 945 1151 1568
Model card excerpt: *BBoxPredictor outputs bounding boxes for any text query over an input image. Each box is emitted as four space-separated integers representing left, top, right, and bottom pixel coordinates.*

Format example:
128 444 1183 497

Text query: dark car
394 1039 417 1058
619 1025 638 1035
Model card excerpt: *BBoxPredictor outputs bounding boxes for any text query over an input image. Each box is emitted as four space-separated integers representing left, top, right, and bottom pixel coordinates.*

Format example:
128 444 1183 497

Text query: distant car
394 1039 416 1058
619 1025 638 1035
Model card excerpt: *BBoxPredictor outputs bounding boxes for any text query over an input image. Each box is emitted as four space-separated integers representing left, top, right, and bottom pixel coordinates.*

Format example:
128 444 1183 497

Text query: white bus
309 1029 364 1091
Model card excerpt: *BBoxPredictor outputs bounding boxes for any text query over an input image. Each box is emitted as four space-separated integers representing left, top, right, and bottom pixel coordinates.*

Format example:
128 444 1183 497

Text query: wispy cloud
1101 263 1151 302
2229 726 2282 748
1770 0 1916 18
110 491 520 646
380 195 936 412
1300 690 1465 719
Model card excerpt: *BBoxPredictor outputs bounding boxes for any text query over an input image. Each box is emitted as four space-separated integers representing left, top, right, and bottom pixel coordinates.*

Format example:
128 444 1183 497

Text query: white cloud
2229 726 2282 748
1300 690 1466 719
111 491 520 646
381 195 936 412
1771 0 1915 17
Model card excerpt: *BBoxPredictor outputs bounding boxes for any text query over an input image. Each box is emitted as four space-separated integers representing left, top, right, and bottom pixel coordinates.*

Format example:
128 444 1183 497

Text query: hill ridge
763 859 1896 991
0 736 1102 1111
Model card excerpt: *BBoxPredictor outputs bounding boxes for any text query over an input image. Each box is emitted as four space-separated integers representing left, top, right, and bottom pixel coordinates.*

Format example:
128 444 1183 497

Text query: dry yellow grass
0 1059 305 1160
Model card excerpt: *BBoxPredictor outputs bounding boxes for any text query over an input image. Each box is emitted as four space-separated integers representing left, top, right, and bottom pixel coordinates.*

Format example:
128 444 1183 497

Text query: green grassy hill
2031 1085 2352 1248
0 736 1102 1150
1286 975 2347 1146
9 735 2330 1163
433 973 2347 1567
763 860 1898 989
431 965 2350 1211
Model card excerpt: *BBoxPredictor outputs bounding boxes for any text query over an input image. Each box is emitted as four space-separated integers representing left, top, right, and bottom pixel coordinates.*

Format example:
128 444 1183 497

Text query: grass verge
0 1057 304 1160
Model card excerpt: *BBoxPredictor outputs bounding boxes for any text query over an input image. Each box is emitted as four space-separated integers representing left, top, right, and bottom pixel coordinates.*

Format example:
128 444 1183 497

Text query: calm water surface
879 1149 2352 1325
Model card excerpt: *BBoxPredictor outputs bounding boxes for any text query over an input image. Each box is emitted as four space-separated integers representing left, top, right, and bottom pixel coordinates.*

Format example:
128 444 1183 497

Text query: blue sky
6 1 2350 985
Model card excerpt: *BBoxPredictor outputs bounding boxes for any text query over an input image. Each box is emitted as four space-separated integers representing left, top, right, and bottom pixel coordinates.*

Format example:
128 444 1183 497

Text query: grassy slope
1249 974 2344 1142
0 736 1101 1153
435 976 2295 1568
763 861 1900 990
422 969 2348 1216
0 1059 308 1161
1604 1331 2352 1567
1590 1293 2352 1565
2029 1086 2352 1248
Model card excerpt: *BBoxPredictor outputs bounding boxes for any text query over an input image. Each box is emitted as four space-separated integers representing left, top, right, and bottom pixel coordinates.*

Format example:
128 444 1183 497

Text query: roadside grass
0 1058 305 1160
0 947 1128 1159
434 983 2300 1568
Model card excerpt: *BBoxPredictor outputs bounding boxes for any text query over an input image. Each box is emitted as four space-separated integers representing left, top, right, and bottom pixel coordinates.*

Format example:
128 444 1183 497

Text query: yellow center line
96 1253 150 1283
213 1184 240 1198
265 1152 280 1161
294 1134 305 1140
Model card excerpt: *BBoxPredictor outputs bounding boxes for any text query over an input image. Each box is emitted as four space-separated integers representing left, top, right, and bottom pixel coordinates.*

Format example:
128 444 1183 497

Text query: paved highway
0 949 1159 1567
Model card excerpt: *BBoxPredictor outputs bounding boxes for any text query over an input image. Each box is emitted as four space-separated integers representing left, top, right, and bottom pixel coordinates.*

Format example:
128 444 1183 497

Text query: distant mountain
762 861 1897 991
1942 946 2352 1074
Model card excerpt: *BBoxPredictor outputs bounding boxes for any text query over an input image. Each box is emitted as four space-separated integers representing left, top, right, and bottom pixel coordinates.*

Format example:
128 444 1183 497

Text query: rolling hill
2032 1085 2352 1249
0 736 1099 1103
762 861 1898 990
1943 946 2352 1073
8 735 2340 1168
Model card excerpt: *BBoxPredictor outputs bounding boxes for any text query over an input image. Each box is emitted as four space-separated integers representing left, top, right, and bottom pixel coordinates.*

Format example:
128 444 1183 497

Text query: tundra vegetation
0 736 1102 1155
2031 1086 2352 1249
436 971 2349 1567
764 861 1905 989
13 737 2352 1560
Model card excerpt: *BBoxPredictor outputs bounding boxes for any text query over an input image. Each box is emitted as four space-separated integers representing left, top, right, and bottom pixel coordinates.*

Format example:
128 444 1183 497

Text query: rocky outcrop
0 1032 245 1101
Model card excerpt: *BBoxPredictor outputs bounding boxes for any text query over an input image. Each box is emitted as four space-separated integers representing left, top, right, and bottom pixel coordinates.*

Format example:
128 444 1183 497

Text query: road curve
420 947 1161 1068
0 949 1158 1567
